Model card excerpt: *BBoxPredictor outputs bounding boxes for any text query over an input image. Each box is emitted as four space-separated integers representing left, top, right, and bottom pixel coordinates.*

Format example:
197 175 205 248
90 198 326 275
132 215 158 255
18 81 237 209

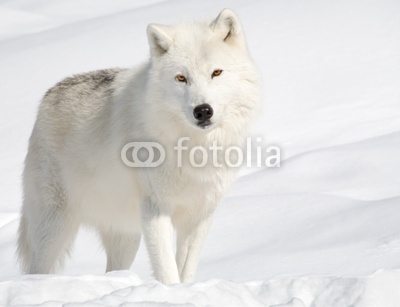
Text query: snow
2 270 400 306
0 0 399 306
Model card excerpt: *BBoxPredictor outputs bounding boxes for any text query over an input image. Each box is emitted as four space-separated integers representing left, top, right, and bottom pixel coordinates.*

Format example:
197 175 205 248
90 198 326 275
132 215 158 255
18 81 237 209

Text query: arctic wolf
18 9 260 284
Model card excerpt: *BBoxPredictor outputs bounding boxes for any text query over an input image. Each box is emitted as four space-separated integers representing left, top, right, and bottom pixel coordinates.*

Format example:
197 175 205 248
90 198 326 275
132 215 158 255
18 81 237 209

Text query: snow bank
1 270 400 306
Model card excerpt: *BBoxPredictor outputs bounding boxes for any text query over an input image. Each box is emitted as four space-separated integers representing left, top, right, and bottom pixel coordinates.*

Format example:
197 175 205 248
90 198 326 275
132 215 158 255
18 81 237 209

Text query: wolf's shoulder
43 68 128 101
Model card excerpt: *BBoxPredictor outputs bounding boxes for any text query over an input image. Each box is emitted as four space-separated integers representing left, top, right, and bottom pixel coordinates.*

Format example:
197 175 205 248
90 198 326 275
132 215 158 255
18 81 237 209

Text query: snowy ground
0 0 399 306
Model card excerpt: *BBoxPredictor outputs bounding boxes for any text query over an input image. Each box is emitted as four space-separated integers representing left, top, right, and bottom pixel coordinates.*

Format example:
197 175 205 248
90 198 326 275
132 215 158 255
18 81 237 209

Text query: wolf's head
145 9 260 140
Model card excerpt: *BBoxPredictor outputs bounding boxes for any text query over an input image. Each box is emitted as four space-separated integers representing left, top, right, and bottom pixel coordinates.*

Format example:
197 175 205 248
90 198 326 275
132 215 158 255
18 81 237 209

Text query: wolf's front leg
141 200 180 284
175 214 213 283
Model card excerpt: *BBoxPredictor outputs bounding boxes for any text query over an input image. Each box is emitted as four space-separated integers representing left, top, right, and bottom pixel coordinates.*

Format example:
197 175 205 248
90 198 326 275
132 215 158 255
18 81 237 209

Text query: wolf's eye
211 69 223 78
176 75 187 83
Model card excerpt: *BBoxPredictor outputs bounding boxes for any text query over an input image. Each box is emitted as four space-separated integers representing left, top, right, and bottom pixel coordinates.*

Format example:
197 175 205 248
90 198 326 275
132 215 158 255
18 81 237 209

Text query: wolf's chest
146 162 233 208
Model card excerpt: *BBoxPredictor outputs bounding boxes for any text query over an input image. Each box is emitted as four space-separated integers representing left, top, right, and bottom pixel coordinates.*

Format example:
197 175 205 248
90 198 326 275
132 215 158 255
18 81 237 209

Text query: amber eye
176 75 187 83
212 69 223 78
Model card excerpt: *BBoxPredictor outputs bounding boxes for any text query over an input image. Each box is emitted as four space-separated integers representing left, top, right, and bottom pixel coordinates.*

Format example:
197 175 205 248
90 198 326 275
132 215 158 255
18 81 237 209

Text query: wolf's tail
17 212 31 273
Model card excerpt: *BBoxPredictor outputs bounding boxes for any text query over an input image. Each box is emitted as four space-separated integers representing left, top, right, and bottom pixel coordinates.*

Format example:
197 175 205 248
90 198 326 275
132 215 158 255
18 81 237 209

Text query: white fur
18 9 261 284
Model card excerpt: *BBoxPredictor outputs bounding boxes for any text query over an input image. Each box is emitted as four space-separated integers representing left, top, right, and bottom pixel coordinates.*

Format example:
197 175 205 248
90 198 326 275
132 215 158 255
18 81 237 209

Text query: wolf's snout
193 104 213 121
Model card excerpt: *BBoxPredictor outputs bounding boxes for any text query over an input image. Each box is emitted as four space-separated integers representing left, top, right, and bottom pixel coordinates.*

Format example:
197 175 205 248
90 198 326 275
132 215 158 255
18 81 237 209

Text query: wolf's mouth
197 119 212 129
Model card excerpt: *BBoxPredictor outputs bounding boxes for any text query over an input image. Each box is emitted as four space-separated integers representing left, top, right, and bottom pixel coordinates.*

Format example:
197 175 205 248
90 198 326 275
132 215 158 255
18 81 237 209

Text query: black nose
193 104 213 121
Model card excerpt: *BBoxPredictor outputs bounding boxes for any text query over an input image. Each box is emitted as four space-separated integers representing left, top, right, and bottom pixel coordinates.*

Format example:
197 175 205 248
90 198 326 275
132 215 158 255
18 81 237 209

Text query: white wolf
18 9 260 284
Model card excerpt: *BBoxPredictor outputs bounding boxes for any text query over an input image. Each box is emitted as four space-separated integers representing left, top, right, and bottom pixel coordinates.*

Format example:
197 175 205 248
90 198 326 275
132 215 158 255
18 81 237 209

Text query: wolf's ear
210 9 246 49
147 24 173 56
